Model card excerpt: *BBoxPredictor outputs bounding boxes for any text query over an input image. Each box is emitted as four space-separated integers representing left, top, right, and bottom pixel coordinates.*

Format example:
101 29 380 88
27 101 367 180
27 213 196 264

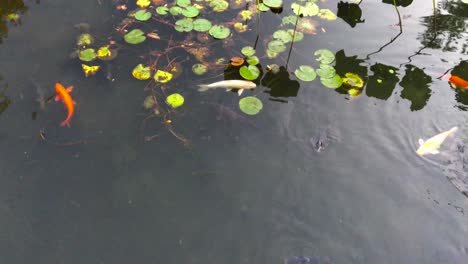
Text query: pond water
1 0 468 263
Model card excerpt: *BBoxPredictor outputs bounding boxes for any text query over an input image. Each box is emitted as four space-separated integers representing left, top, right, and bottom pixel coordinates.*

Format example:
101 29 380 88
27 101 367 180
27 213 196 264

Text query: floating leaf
176 0 191 7
282 15 297 26
239 65 260 80
76 33 94 46
342 72 364 88
234 22 248 33
182 6 199 18
166 93 184 108
316 64 336 79
132 64 151 80
215 58 226 64
297 18 318 34
154 70 173 83
193 18 212 32
295 65 316 81
267 40 286 53
318 9 337 20
135 9 152 21
192 63 208 75
292 2 319 17
320 75 343 89
273 30 292 43
239 10 253 20
287 29 304 42
246 56 259 66
263 0 283 8
230 57 245 66
175 18 193 32
170 6 183 15
241 46 255 56
266 49 279 59
78 48 96 62
143 95 157 110
81 64 100 77
210 0 229 12
209 25 231 39
314 49 335 64
124 29 146 44
239 96 263 115
348 88 361 97
136 0 151 8
156 6 169 15
258 3 270 11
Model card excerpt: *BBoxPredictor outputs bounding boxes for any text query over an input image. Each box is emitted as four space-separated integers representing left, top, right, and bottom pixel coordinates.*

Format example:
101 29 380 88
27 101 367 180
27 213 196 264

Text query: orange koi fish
54 83 75 127
443 74 468 89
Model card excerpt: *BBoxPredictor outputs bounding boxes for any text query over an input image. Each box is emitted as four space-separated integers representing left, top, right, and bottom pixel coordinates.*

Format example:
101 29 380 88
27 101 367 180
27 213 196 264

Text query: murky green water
1 0 468 263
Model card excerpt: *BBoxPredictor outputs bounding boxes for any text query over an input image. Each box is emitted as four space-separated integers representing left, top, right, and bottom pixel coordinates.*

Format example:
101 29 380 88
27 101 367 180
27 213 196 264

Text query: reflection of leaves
0 91 11 115
0 0 27 43
382 0 413 7
261 66 300 100
400 65 432 111
366 63 399 100
419 13 467 53
337 1 365 28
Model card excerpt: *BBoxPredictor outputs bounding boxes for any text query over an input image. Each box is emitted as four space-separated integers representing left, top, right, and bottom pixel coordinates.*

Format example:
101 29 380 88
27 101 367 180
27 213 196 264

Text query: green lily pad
273 30 292 43
246 56 259 66
267 40 287 53
210 0 229 12
241 46 255 56
76 33 94 46
182 6 199 18
124 29 146 44
316 64 336 79
263 0 283 8
209 25 231 39
320 75 343 89
192 63 208 75
176 0 191 7
79 48 96 62
314 49 335 64
156 6 169 15
166 93 185 108
258 3 271 11
175 18 193 32
295 65 316 81
318 9 337 20
287 29 304 42
282 15 297 26
132 64 151 80
193 18 212 32
170 6 183 15
266 49 279 59
343 73 364 88
135 9 152 21
292 2 319 16
239 65 260 80
239 96 263 115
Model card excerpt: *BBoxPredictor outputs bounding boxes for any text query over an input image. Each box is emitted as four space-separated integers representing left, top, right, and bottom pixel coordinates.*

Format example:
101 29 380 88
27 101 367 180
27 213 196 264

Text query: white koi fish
417 126 458 155
197 80 256 96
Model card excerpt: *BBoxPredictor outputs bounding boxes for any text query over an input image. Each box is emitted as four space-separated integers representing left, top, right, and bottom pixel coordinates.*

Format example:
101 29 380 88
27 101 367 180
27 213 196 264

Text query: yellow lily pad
136 0 151 8
81 64 100 77
154 70 173 83
132 64 152 80
166 93 184 108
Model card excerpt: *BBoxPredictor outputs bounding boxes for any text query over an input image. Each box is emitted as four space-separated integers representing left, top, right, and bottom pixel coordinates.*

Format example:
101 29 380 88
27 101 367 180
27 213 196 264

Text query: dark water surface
1 0 468 263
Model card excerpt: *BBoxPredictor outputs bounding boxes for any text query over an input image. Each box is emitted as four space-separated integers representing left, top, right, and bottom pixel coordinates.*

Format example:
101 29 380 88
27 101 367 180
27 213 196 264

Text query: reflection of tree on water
0 0 27 43
399 65 432 111
0 74 11 116
450 61 468 110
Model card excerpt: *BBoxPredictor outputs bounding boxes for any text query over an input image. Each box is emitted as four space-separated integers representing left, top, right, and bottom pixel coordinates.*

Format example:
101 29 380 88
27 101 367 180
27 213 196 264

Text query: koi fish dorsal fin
419 139 425 146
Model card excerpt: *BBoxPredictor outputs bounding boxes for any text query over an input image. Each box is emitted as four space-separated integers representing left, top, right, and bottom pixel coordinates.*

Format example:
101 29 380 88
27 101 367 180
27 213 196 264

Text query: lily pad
170 6 183 15
239 10 253 20
320 75 343 89
192 63 208 75
182 6 199 18
241 46 255 56
287 29 304 42
246 56 259 66
193 18 212 32
76 33 94 46
239 65 260 80
316 64 336 79
342 72 364 88
81 64 100 77
166 93 184 108
132 64 151 80
267 40 287 53
154 70 173 83
230 57 245 66
175 18 193 32
96 46 117 60
239 96 263 115
78 48 96 62
292 2 319 17
258 3 271 11
234 22 248 33
210 0 229 12
282 15 297 26
273 30 292 43
156 6 169 15
135 9 152 21
176 0 191 7
263 0 283 8
124 29 146 44
318 9 337 20
136 0 150 8
295 65 316 81
209 25 231 39
314 49 335 64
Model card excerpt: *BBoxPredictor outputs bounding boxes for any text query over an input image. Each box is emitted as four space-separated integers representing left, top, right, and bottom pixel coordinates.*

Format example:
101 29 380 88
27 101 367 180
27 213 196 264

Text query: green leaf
210 0 229 12
263 0 283 8
166 93 185 108
287 29 304 42
273 30 292 43
175 18 193 32
314 49 335 64
282 15 297 26
135 9 152 21
156 6 169 15
124 29 146 44
318 9 337 20
192 63 208 75
193 18 212 32
79 48 96 62
342 73 364 88
76 33 94 46
258 3 271 11
246 56 259 66
169 6 183 15
182 6 199 18
239 96 263 115
209 25 231 39
132 64 151 80
266 49 279 59
295 65 316 81
320 75 343 89
239 65 260 80
316 64 336 79
176 0 191 7
241 46 255 56
267 40 287 53
291 2 319 16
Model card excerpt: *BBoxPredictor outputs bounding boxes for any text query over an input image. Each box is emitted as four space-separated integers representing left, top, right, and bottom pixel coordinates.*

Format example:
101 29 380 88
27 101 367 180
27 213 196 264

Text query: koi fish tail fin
60 120 71 127
450 126 459 134
197 84 210 92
